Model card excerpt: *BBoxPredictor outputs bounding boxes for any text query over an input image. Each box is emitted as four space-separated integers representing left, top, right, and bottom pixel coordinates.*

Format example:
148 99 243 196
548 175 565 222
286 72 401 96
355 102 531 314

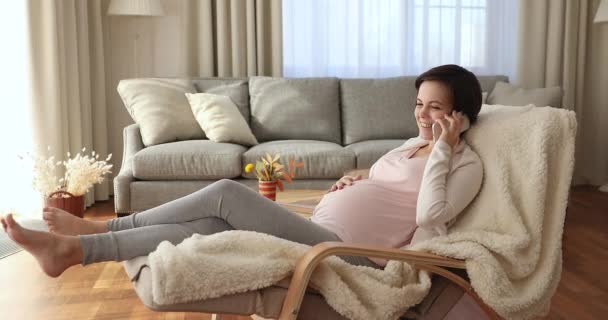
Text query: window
0 2 40 218
283 0 519 79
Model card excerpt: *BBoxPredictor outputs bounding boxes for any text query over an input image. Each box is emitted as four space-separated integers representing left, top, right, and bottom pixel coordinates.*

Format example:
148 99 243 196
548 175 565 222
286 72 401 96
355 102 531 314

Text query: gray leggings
80 179 378 268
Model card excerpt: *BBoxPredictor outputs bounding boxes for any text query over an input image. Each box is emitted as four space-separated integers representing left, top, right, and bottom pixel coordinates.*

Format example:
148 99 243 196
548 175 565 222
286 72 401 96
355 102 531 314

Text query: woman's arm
415 140 483 233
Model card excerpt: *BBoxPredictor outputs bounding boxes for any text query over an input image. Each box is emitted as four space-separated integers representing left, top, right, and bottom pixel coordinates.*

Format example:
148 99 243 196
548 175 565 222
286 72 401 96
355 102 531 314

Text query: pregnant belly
311 180 418 248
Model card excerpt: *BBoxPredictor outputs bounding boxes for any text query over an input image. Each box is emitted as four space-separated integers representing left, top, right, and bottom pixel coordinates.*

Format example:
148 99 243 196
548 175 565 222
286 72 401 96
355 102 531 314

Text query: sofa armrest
114 124 145 214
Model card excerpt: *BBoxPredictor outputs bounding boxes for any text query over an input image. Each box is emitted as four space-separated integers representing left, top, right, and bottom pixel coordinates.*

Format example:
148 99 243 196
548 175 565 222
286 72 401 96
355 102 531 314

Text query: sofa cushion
117 78 204 146
192 78 250 122
132 140 246 180
340 77 419 145
249 77 341 144
185 93 258 146
345 140 406 169
487 81 563 108
242 140 355 179
340 75 508 145
477 75 509 93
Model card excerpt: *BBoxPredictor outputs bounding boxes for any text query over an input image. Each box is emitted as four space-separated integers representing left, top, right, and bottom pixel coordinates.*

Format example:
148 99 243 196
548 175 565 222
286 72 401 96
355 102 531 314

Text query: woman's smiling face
415 81 454 141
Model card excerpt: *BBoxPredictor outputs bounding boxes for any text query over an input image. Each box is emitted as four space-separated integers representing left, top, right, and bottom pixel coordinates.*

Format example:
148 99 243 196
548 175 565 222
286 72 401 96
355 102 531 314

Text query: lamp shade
595 0 608 23
107 0 164 16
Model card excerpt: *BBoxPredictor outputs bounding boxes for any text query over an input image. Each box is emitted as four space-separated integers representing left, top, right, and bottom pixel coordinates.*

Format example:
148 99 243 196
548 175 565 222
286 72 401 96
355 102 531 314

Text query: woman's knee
188 179 254 208
185 179 239 204
205 179 247 196
213 179 241 190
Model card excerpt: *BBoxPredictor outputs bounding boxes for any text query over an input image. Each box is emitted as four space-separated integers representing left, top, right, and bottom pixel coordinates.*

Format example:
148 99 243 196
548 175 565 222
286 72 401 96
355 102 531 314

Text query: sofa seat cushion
242 140 355 179
133 140 246 180
345 140 407 169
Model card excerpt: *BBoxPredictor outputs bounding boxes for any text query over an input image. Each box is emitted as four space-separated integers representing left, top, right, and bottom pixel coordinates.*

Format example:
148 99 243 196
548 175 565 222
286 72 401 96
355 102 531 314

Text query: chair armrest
278 242 501 320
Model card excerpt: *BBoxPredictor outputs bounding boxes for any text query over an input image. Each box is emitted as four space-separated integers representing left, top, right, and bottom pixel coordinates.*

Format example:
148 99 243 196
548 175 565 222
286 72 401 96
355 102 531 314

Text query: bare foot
1 215 7 232
4 213 82 278
43 207 108 236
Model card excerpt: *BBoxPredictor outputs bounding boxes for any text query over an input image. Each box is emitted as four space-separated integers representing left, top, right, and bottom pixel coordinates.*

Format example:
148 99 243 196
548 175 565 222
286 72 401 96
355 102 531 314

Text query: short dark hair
415 64 482 125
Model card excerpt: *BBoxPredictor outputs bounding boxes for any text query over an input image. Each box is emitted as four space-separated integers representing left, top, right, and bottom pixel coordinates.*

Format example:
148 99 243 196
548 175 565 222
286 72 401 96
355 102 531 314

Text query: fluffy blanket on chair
409 104 577 319
146 105 577 320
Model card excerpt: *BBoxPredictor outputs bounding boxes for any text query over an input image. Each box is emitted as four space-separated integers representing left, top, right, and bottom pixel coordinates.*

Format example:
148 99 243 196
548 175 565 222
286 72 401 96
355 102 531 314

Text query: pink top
311 146 429 258
311 137 484 266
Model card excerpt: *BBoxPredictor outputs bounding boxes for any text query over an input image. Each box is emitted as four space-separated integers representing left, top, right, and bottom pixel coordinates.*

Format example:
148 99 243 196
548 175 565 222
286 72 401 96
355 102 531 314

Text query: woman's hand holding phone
432 111 470 148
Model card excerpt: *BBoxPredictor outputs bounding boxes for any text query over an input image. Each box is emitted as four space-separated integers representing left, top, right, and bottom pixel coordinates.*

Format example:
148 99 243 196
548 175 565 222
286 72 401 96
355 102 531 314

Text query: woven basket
44 191 85 218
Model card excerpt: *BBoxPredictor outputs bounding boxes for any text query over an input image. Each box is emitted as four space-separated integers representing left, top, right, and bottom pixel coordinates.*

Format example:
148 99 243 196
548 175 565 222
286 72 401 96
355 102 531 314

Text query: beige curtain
180 0 282 77
517 0 608 186
28 0 111 205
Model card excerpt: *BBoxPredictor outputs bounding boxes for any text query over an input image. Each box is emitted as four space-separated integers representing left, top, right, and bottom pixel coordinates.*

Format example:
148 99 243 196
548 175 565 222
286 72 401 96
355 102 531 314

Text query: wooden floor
0 186 606 319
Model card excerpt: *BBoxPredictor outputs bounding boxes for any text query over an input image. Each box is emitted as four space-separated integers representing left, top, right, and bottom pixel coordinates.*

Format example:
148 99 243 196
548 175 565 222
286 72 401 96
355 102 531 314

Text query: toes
51 207 68 215
42 210 55 221
45 207 71 217
5 214 17 228
43 207 58 216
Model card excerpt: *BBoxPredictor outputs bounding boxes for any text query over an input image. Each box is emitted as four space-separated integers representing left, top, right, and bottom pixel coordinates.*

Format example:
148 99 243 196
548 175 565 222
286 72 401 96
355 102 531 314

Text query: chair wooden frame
277 241 502 320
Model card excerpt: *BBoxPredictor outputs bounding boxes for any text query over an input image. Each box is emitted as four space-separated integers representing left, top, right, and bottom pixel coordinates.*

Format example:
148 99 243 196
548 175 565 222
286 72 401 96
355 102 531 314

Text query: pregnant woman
1 64 483 277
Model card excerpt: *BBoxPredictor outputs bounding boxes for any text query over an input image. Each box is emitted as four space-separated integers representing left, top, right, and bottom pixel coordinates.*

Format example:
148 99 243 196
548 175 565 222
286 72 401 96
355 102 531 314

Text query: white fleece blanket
147 105 577 320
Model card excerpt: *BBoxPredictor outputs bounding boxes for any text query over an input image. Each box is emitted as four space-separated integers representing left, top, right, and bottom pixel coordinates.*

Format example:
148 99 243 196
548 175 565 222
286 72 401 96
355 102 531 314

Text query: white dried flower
23 147 113 197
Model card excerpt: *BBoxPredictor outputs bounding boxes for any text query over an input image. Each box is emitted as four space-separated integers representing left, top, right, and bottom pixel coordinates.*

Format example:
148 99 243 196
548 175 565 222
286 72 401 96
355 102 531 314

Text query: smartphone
432 114 471 143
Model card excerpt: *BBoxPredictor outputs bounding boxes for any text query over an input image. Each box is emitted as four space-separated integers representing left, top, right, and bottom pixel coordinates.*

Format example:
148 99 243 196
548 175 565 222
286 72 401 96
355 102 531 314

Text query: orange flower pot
44 191 85 218
258 180 277 201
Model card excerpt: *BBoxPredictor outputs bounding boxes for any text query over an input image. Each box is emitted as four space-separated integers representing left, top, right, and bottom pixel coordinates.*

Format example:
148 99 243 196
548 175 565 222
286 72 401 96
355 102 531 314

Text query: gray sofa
114 75 508 214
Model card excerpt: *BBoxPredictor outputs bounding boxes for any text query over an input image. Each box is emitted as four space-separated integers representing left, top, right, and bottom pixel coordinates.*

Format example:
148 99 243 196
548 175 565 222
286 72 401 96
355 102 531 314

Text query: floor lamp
595 0 608 192
107 0 165 77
